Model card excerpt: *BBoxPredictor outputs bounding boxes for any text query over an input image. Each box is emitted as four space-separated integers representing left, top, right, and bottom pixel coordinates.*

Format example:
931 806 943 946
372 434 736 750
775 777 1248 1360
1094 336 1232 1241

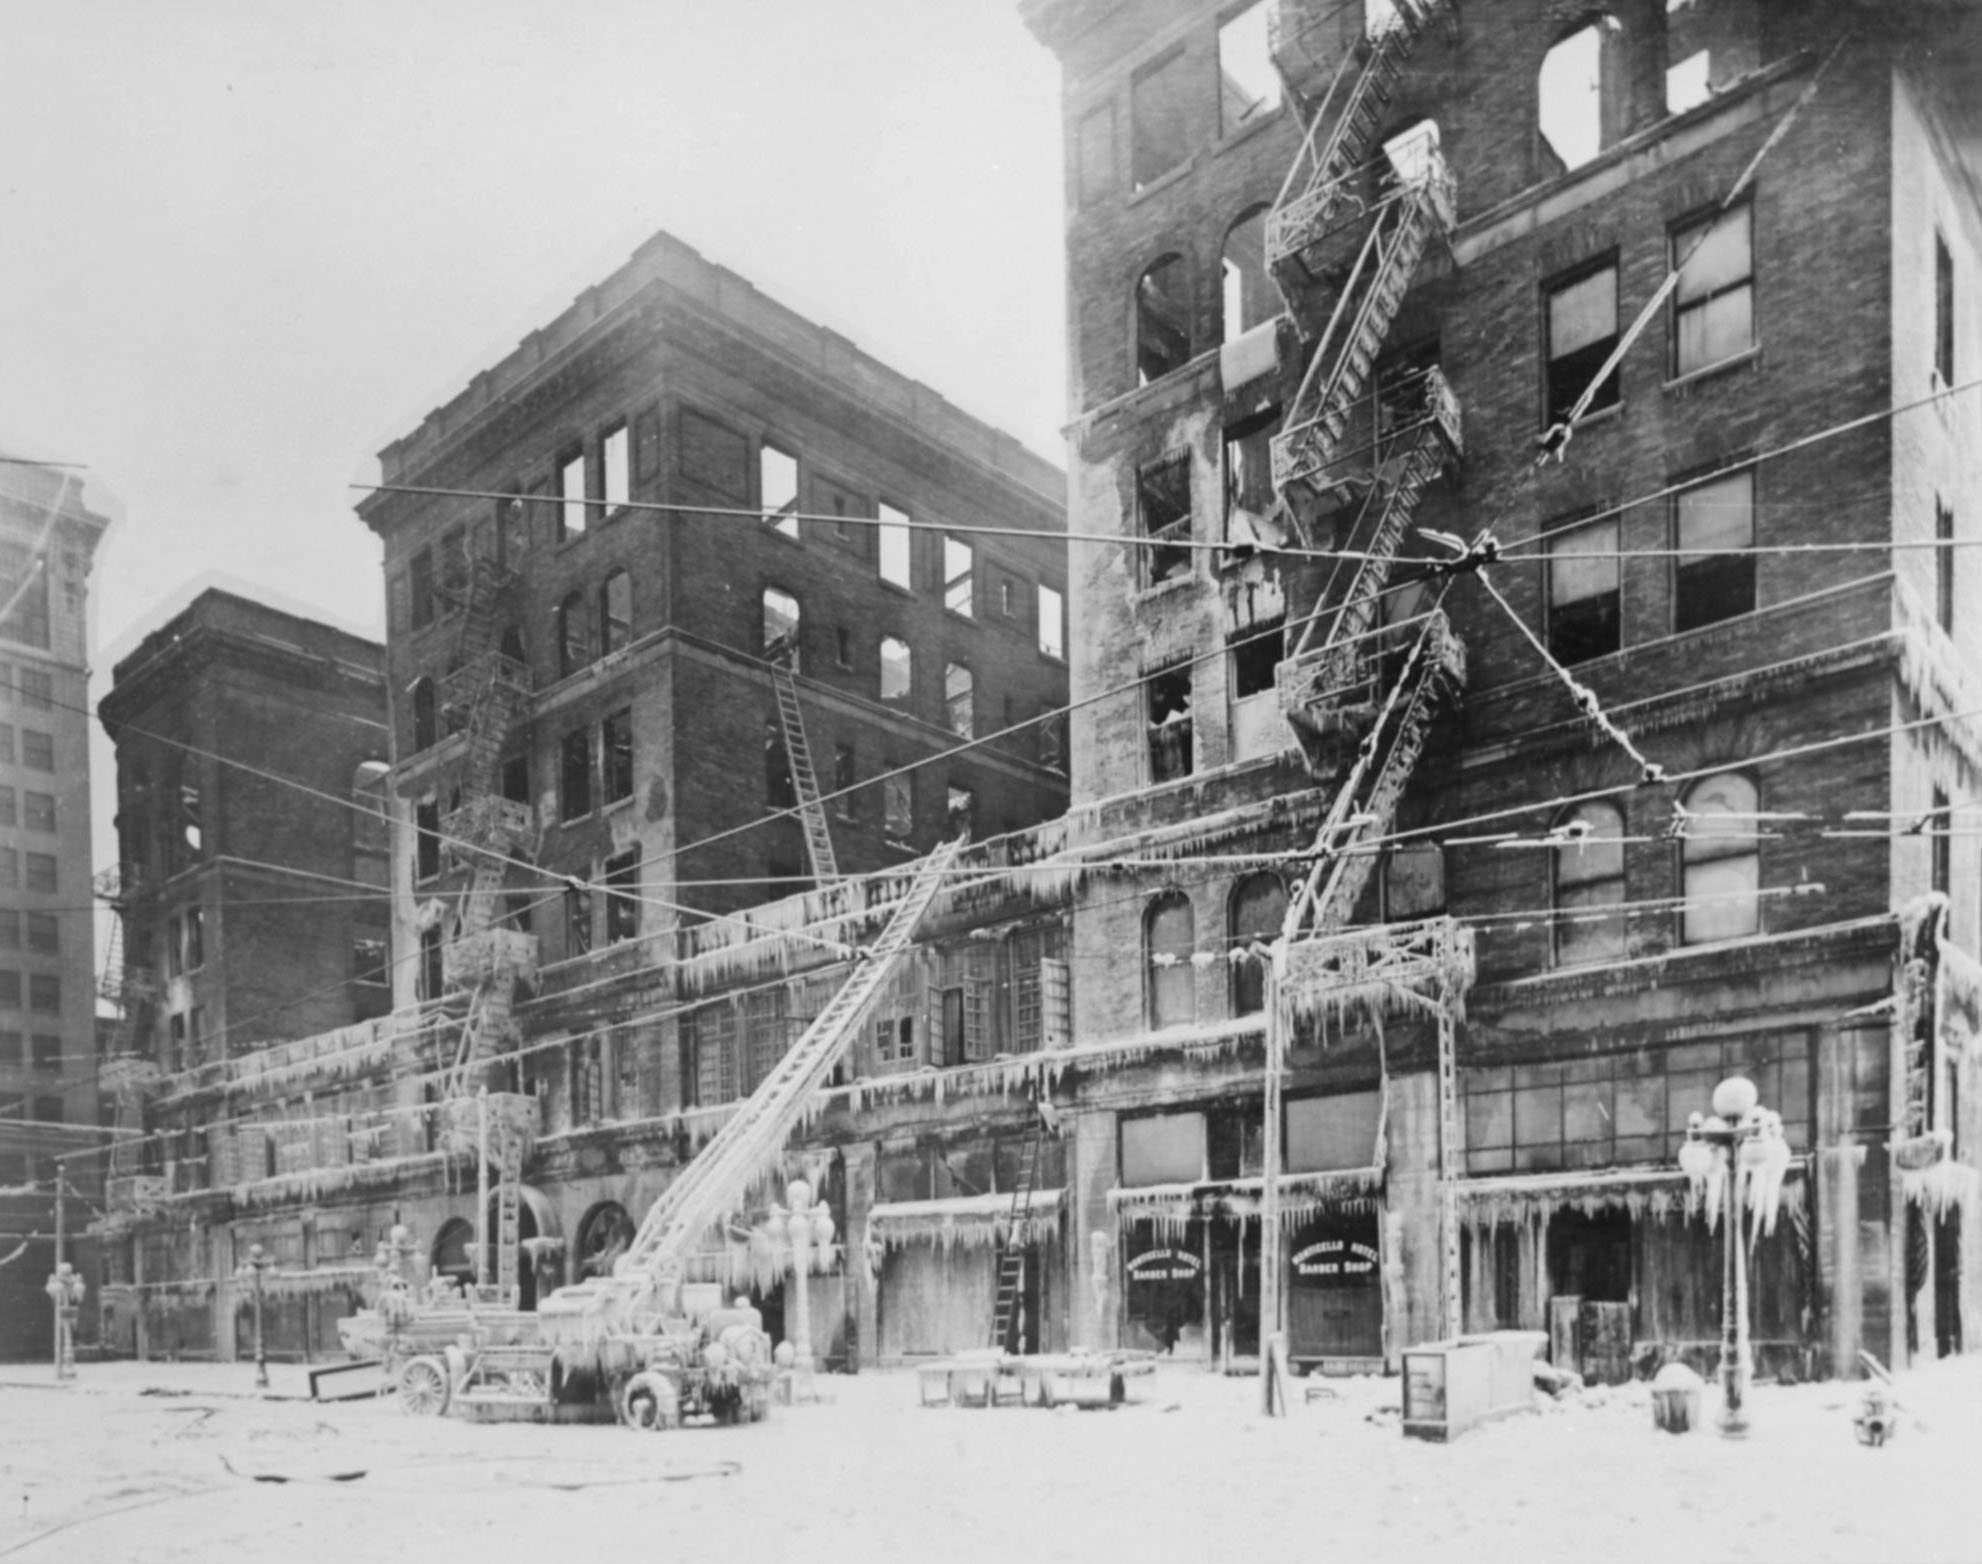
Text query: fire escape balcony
442 927 539 991
442 796 535 856
440 652 533 720
98 962 159 1008
93 863 146 910
1277 608 1464 774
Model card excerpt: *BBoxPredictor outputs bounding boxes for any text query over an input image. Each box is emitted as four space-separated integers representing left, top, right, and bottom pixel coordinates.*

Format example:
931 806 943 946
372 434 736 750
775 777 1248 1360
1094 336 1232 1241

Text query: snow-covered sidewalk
0 1355 1975 1563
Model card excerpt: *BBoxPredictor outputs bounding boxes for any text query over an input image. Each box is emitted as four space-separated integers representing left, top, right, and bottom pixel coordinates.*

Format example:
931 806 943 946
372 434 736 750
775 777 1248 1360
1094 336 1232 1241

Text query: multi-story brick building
0 457 106 1360
1017 0 1982 1380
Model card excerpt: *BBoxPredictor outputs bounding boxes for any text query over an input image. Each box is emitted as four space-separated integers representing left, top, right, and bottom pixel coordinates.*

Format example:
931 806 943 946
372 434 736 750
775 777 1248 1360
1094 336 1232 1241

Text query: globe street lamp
237 1242 274 1391
1677 1076 1792 1439
763 1178 835 1401
44 1262 85 1382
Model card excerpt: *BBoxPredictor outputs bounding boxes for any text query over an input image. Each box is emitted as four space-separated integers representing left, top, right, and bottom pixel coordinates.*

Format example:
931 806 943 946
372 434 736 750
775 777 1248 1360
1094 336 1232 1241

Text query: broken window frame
565 880 594 958
879 636 913 704
1220 206 1273 345
603 845 640 945
878 502 913 591
944 662 975 739
600 421 630 517
1537 20 1610 175
1037 583 1065 661
1129 46 1192 191
1146 662 1195 784
602 708 634 805
558 447 588 542
943 535 975 618
599 568 632 655
762 585 801 665
1228 613 1284 703
1228 871 1287 1016
1137 454 1195 587
1135 254 1193 386
556 591 590 678
1216 2 1281 137
415 798 442 882
760 441 800 538
946 784 976 841
883 770 913 842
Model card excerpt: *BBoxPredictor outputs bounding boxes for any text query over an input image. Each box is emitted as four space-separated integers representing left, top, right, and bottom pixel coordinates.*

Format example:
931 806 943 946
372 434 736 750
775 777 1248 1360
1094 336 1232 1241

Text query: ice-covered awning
867 1188 1065 1252
1455 1162 1808 1232
1109 1168 1383 1242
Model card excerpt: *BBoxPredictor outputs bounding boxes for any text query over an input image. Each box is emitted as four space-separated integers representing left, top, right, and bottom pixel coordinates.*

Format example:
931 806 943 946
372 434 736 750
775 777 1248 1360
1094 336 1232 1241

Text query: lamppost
236 1242 274 1391
44 1262 84 1382
763 1178 835 1400
1677 1076 1791 1439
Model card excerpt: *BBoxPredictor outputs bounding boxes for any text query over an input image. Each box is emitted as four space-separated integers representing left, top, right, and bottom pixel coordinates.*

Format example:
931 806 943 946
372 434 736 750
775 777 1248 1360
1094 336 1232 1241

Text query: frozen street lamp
44 1262 84 1382
764 1178 835 1399
237 1242 274 1391
1678 1076 1792 1439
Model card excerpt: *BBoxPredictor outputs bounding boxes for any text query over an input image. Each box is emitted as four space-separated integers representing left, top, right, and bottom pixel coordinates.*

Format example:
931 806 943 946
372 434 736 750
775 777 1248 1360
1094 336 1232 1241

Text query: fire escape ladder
539 840 963 1328
989 1123 1045 1352
770 640 841 884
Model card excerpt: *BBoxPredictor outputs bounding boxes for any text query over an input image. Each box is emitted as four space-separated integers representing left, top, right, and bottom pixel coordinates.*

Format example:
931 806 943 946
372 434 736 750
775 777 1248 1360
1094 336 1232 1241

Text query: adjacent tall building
0 458 106 1360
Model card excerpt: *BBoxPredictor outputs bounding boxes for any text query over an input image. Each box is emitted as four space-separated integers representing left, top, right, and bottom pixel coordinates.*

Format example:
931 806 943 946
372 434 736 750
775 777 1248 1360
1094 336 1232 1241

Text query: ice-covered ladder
1436 1005 1462 1338
989 1123 1045 1353
769 641 840 884
607 839 962 1284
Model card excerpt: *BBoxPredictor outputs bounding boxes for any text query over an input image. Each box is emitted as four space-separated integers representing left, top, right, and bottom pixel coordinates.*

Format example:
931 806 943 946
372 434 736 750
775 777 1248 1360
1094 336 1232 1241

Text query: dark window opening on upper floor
1936 232 1956 387
1223 406 1279 549
1937 498 1956 635
600 569 632 655
1932 788 1953 897
1230 615 1283 701
1147 664 1194 784
884 771 913 842
763 586 801 665
561 728 593 821
1138 455 1194 586
1228 871 1287 1016
415 798 441 882
1547 517 1620 664
411 678 437 751
765 719 797 810
1674 469 1755 633
409 547 435 631
832 743 856 819
557 591 590 678
945 662 975 740
1130 48 1192 191
603 708 634 805
947 785 975 842
604 846 640 945
1136 255 1193 386
1545 260 1620 429
500 753 531 806
565 882 593 957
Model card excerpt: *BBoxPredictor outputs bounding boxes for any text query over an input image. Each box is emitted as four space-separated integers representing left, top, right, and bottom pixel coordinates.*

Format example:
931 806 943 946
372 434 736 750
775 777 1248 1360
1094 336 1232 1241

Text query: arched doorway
574 1201 635 1281
431 1217 476 1293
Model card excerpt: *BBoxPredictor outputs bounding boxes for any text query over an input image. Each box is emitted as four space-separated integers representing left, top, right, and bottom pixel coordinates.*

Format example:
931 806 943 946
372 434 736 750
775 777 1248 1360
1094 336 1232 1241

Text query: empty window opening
884 771 913 841
1221 207 1272 345
1145 891 1197 1029
559 448 588 541
1545 261 1620 428
1218 3 1280 135
1553 800 1626 965
947 785 976 841
1037 584 1065 660
762 586 801 663
600 569 632 655
1230 615 1283 701
1138 454 1194 586
878 502 913 589
604 847 640 945
1936 232 1956 386
501 753 531 806
1229 872 1287 1016
1039 709 1066 771
765 719 797 810
944 536 975 617
761 442 799 537
1666 49 1709 114
1147 664 1194 783
1223 407 1279 546
880 636 913 702
565 882 593 957
411 678 437 751
415 798 441 881
1938 499 1956 634
602 708 634 805
1538 20 1613 175
557 591 590 678
835 626 853 668
601 423 630 515
832 744 856 819
1674 469 1755 632
1932 787 1953 897
1136 255 1193 385
1681 772 1760 943
561 728 594 821
1673 204 1753 375
1547 518 1621 664
1130 48 1192 190
945 662 975 739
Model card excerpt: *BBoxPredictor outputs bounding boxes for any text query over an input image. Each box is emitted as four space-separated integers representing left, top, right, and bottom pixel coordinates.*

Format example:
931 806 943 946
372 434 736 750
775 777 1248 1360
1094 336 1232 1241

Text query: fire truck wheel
398 1355 451 1417
619 1371 679 1432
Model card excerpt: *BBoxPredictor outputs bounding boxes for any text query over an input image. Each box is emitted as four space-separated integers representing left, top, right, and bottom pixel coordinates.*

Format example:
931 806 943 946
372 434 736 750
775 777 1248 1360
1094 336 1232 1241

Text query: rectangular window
419 924 443 1001
633 404 663 482
28 974 59 1015
943 536 974 617
1039 708 1065 772
0 911 17 950
1138 455 1193 586
1120 1110 1205 1186
1285 1090 1383 1173
1076 101 1115 206
24 853 54 893
0 971 18 1007
1545 261 1620 427
884 771 913 840
558 447 588 541
1936 231 1955 386
1674 470 1755 632
353 937 388 987
21 729 53 771
0 849 15 891
1673 205 1753 376
1217 1 1280 134
696 1005 739 1104
946 785 975 841
1937 498 1956 634
1666 48 1710 114
1037 583 1065 661
742 988 786 1092
680 409 750 502
601 422 630 515
25 913 56 956
878 502 912 590
560 881 591 958
834 626 852 668
0 546 49 650
604 848 640 945
409 547 435 630
761 442 799 538
0 1032 17 1067
1130 47 1192 191
415 799 441 881
0 787 18 828
501 753 531 805
17 668 50 709
1223 407 1279 545
1147 663 1194 783
1230 615 1283 701
184 906 205 970
1933 787 1952 897
602 709 634 804
944 662 974 739
22 791 54 832
1547 519 1621 663
165 916 183 978
561 729 594 820
832 743 856 820
0 725 12 764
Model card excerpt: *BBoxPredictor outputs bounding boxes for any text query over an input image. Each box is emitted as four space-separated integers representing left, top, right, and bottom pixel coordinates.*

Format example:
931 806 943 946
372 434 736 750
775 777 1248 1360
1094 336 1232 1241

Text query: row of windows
0 785 59 832
0 544 51 651
0 1094 64 1128
0 848 58 893
0 971 63 1015
0 665 53 709
0 1029 65 1069
0 911 59 955
0 724 57 772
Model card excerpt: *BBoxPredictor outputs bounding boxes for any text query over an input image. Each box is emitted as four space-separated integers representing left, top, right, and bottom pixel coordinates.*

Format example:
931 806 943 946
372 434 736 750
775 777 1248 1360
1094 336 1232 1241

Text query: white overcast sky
0 0 1068 659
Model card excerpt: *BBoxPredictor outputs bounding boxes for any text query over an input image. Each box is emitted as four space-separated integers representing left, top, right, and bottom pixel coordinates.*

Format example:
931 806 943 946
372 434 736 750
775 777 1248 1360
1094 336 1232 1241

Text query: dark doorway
1935 1205 1963 1359
1547 1208 1632 1302
1208 1220 1260 1364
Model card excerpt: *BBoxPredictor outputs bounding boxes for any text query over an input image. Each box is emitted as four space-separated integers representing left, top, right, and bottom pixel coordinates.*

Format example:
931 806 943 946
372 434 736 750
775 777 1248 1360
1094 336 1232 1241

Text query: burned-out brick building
0 458 106 1361
1017 0 1982 1381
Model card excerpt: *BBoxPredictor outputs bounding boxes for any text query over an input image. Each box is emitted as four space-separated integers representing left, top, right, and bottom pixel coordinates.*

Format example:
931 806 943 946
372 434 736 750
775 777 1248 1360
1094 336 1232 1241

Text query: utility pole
52 1155 64 1270
476 1086 490 1293
1259 952 1286 1417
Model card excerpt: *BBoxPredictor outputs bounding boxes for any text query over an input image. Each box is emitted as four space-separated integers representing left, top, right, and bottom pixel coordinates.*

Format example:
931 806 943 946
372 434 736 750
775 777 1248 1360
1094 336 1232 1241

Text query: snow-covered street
1 1357 1976 1563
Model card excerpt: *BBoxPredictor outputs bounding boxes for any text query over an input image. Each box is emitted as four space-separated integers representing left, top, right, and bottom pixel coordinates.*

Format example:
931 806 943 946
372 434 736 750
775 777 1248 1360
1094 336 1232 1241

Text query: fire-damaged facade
93 0 1982 1386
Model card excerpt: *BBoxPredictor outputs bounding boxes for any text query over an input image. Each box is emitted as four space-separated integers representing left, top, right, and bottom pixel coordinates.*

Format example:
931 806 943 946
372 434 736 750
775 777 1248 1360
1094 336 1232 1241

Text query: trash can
1650 1362 1704 1434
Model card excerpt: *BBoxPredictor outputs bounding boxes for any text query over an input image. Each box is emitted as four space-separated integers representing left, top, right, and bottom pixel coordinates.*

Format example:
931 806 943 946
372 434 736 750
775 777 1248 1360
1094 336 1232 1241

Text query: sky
0 0 1069 906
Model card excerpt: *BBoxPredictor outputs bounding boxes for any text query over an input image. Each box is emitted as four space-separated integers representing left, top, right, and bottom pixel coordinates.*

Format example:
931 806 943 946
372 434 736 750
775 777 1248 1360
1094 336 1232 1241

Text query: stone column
1382 1072 1442 1365
841 1141 877 1370
1070 1108 1118 1351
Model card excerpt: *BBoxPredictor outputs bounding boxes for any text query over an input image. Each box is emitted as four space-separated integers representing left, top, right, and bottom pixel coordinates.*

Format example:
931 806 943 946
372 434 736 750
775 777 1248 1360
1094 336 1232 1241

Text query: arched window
556 592 589 678
599 569 632 655
880 636 913 702
573 1201 635 1280
944 662 974 739
431 1217 477 1292
1135 254 1192 385
410 678 437 751
1220 208 1271 345
763 586 801 664
1228 873 1287 1016
1146 891 1197 1030
1553 800 1626 964
1681 773 1759 944
1539 17 1620 175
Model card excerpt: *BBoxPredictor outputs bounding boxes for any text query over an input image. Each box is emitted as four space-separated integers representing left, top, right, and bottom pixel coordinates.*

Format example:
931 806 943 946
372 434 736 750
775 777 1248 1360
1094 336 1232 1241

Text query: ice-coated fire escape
434 550 540 1305
1259 0 1472 1342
